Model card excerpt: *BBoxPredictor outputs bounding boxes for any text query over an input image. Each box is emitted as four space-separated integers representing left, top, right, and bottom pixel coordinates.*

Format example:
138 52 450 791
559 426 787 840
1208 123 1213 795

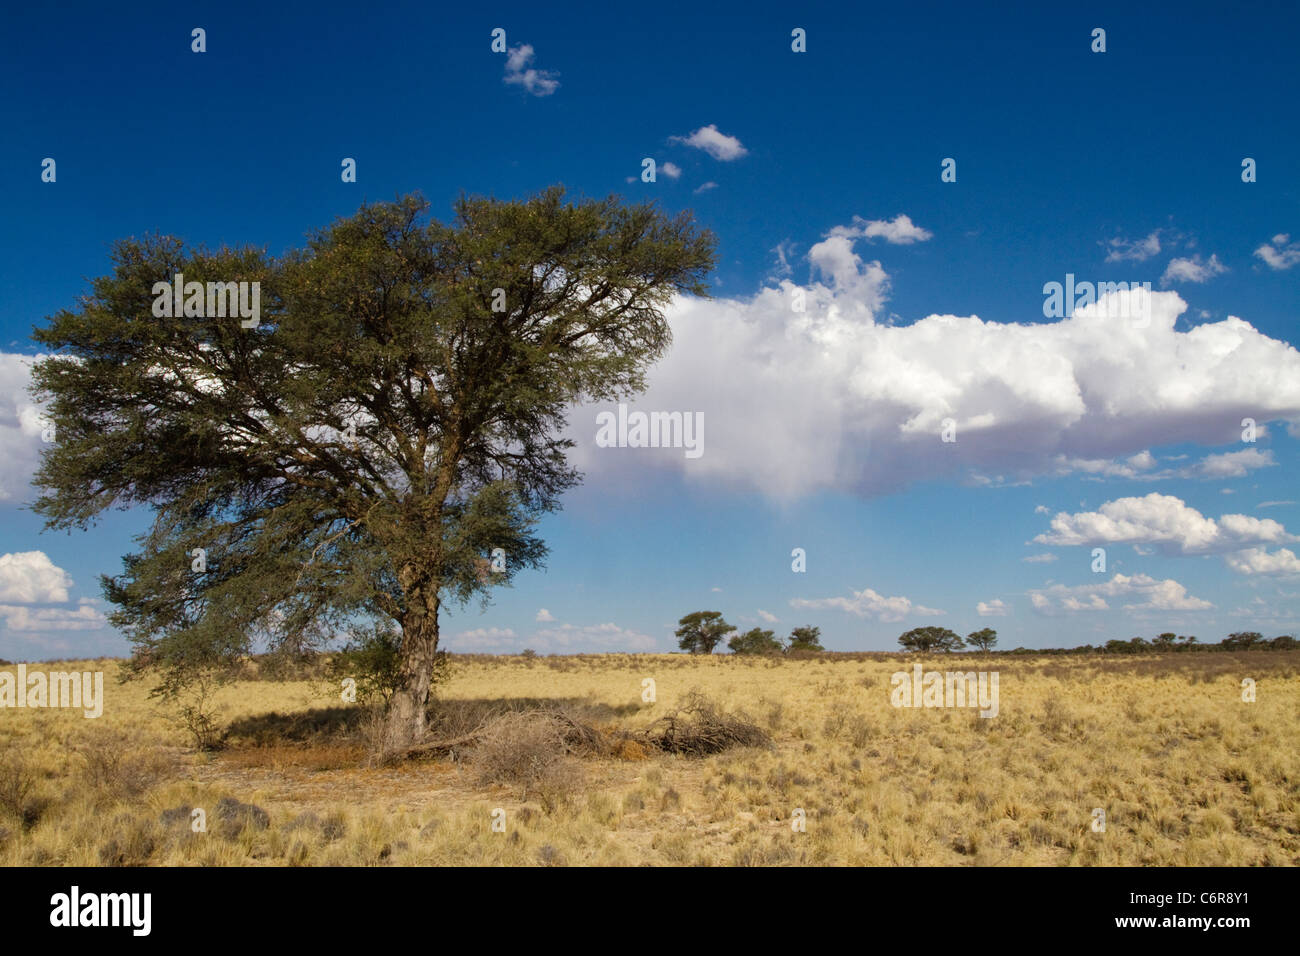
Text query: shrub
786 626 824 653
469 712 585 809
0 744 39 828
327 621 450 705
728 628 783 655
75 728 177 799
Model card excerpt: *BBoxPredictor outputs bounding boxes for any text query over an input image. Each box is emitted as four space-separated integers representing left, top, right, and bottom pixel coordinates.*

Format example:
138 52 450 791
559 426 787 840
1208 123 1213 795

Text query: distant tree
898 626 965 653
676 611 734 654
1153 632 1177 649
1177 634 1198 649
1223 631 1264 650
966 627 998 652
1222 632 1263 655
1269 634 1298 650
728 627 783 655
786 625 824 653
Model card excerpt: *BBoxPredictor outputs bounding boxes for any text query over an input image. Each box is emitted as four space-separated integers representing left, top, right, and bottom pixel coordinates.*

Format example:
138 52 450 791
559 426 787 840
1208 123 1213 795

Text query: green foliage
966 627 997 652
326 621 449 705
898 626 965 653
728 627 783 655
786 625 824 653
676 611 733 654
1223 631 1264 650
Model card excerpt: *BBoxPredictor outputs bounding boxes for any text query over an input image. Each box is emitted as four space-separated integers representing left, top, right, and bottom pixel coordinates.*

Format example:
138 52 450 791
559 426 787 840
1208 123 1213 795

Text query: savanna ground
1 651 1296 866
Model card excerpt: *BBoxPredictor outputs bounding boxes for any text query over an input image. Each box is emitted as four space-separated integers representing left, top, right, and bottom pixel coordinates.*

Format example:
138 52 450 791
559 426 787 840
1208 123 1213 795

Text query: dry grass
0 651 1297 865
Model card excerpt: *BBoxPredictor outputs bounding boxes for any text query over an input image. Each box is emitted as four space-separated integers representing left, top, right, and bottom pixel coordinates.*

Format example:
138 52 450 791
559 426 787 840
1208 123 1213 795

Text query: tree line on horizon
674 613 1298 655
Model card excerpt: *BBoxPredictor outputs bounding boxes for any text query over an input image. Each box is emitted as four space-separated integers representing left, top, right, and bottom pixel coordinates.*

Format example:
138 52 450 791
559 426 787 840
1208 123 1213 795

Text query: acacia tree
786 625 824 653
676 611 733 654
30 188 716 747
728 627 783 655
898 626 965 653
966 627 997 652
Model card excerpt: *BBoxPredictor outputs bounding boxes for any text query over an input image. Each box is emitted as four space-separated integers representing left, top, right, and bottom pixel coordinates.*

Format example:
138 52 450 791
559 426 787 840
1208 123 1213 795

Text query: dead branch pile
640 692 771 756
393 692 769 763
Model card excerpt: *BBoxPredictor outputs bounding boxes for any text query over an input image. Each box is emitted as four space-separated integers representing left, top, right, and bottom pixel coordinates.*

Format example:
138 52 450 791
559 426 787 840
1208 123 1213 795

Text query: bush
728 628 783 655
0 744 39 828
176 672 225 751
468 712 585 810
786 626 824 653
75 728 177 799
327 621 450 705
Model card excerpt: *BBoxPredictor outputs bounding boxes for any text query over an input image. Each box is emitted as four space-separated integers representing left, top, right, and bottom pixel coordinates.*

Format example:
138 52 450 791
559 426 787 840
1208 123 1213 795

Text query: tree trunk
384 604 440 750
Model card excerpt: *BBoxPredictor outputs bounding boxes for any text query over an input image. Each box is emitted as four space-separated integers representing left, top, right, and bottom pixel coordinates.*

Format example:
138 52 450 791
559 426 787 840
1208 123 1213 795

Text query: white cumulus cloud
0 352 50 505
1029 573 1213 615
1033 493 1294 555
1224 547 1300 576
567 239 1300 502
0 551 73 603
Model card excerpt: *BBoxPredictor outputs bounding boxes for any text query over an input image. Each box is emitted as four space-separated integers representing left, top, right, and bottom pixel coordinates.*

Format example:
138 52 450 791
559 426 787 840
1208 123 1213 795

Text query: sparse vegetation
1 651 1296 865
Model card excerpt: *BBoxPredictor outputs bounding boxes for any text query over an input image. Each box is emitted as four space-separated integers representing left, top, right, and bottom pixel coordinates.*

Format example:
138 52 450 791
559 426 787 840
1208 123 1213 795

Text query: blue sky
1 0 1298 658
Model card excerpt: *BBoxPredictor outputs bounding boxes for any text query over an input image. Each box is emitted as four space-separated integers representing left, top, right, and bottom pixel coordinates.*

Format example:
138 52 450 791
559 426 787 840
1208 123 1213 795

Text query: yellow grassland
0 651 1296 866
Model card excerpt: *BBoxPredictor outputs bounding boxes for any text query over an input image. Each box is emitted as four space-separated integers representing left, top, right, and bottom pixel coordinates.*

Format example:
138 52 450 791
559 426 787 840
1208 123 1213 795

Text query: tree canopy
727 627 784 655
786 625 824 653
676 611 733 654
898 626 965 653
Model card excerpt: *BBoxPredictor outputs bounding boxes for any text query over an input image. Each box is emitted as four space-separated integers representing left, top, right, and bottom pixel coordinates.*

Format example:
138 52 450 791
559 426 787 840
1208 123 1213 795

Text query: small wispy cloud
1254 233 1300 271
671 124 747 161
1161 253 1227 285
503 44 560 97
828 214 932 245
1103 230 1162 262
1021 553 1058 564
